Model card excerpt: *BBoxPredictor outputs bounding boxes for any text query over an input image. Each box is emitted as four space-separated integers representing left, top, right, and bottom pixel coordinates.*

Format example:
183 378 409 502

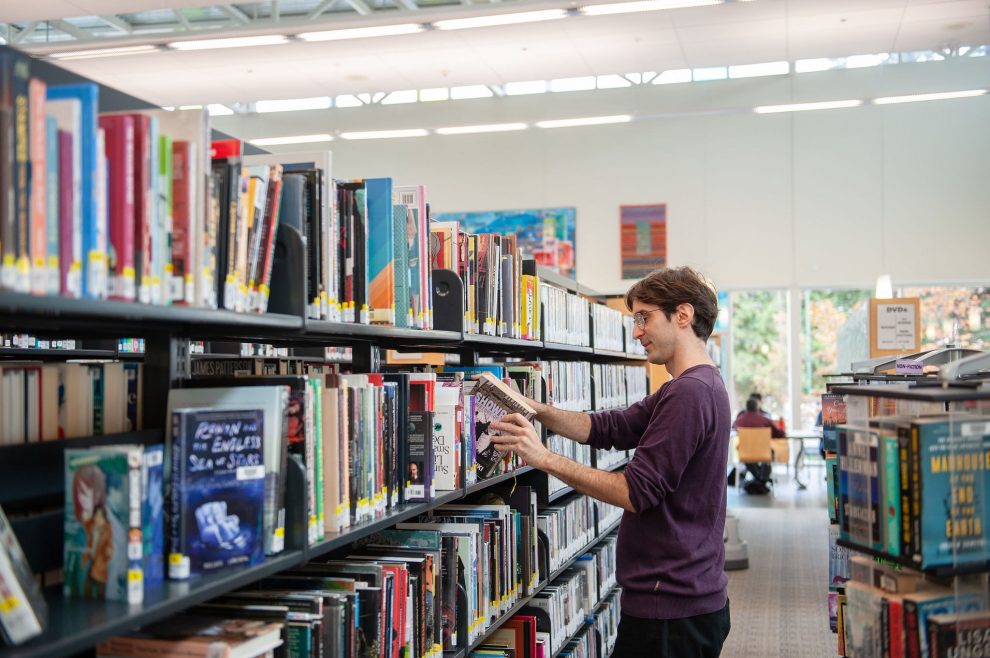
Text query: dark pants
612 600 731 658
746 462 771 484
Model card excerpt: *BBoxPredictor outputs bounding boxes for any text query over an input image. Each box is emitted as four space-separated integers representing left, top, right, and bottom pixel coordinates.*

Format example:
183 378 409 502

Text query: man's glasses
632 308 663 329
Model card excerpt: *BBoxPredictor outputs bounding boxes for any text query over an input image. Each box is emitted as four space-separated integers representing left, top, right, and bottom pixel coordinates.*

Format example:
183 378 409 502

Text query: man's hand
490 413 551 470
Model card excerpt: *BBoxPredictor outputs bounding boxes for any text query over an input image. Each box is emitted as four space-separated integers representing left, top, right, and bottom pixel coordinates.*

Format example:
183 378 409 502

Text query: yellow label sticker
0 596 20 613
168 553 184 565
127 569 143 582
274 527 285 538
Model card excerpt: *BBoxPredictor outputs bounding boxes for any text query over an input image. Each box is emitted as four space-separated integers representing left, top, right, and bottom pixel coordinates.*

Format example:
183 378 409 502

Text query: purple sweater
587 364 730 619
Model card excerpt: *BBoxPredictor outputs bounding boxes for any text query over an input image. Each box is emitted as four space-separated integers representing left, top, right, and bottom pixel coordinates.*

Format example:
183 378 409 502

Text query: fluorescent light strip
256 97 332 113
340 129 429 140
580 0 720 17
450 85 493 100
250 134 333 146
436 123 527 135
728 61 789 79
298 23 422 41
753 100 862 114
50 45 159 60
168 35 289 50
873 89 987 105
505 80 548 96
550 76 596 93
207 104 234 116
433 9 567 30
537 115 632 128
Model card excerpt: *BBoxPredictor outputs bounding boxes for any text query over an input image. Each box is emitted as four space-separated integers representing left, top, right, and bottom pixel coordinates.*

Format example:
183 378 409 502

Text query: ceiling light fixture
250 134 334 146
340 129 429 140
297 23 423 41
435 123 527 135
433 9 567 30
256 97 332 113
168 35 289 50
207 104 234 116
728 61 790 79
49 45 160 60
753 99 862 114
580 0 720 17
536 115 632 128
873 89 987 105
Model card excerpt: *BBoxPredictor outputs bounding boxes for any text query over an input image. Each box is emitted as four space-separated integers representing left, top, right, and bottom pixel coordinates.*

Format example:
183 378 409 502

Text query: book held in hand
169 408 266 580
95 615 283 658
472 372 537 479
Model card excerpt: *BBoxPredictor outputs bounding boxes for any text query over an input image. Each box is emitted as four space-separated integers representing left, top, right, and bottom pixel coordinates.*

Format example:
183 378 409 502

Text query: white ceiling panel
10 0 989 107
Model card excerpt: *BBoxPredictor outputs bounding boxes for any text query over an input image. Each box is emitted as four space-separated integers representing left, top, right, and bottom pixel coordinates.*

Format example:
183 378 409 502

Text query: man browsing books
491 266 731 658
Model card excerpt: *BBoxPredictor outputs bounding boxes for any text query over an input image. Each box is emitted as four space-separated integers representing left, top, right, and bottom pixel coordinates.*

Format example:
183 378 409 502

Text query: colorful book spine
27 78 47 295
98 114 136 301
44 116 59 295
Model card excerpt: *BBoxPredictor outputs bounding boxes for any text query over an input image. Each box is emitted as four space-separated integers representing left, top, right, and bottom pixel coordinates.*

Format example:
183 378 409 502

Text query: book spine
28 78 46 295
256 168 282 313
909 425 921 565
168 412 188 580
883 434 901 557
44 117 59 295
11 56 30 292
126 448 144 605
155 130 170 306
170 141 190 304
100 116 136 301
132 115 153 304
57 131 73 295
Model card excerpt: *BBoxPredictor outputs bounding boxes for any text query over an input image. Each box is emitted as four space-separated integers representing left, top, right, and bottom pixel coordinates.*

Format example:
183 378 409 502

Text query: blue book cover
443 365 506 379
141 444 165 587
46 83 101 299
364 177 394 324
169 408 266 579
64 445 144 603
917 418 990 568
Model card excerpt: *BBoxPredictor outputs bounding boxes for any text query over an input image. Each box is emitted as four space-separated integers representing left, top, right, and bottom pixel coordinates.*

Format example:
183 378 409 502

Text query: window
728 290 789 422
799 289 871 428
896 285 990 350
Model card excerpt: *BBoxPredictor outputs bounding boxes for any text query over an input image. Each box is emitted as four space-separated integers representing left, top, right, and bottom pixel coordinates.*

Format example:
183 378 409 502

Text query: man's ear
676 303 695 329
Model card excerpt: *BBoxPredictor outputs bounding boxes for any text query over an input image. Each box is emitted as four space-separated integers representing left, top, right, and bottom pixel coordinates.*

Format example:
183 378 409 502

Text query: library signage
869 297 921 357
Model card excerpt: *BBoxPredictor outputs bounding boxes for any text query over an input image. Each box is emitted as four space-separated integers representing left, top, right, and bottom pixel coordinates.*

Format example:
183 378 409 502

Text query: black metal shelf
464 466 534 496
305 489 464 560
463 333 541 350
0 348 121 359
623 352 648 361
0 291 303 338
591 347 627 359
1 550 306 658
548 484 576 503
599 457 629 473
304 319 462 347
834 538 990 577
467 594 536 654
830 383 990 402
545 518 621 586
543 341 594 355
550 586 621 658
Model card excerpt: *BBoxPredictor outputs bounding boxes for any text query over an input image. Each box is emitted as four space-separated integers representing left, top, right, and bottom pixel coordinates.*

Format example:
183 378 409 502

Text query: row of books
596 448 632 472
835 414 990 569
591 305 625 353
593 502 623 536
0 361 142 445
545 361 592 412
592 363 649 411
837 552 989 658
541 283 591 347
541 495 597 577
547 435 593 499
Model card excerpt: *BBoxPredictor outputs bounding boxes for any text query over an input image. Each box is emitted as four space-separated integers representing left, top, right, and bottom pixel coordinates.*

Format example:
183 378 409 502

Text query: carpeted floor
721 465 839 658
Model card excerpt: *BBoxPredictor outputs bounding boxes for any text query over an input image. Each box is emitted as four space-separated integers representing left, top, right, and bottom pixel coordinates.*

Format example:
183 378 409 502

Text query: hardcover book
168 407 266 580
472 372 537 479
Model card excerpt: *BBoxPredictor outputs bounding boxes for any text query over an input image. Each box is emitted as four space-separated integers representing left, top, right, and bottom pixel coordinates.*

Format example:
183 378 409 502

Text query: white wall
214 57 990 295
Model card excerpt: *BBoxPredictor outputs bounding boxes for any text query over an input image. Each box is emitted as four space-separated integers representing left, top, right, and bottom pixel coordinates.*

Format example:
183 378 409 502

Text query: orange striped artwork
620 204 666 279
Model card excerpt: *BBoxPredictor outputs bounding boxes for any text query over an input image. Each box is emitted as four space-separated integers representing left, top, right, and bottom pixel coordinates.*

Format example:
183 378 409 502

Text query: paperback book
472 372 537 479
168 407 266 580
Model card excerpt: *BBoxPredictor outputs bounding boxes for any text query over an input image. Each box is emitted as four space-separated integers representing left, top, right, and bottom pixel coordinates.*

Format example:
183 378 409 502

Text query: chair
770 438 790 477
732 427 774 493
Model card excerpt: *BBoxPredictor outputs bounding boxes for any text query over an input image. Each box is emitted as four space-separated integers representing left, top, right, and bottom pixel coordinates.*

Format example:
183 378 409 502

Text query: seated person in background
733 397 785 494
735 391 770 421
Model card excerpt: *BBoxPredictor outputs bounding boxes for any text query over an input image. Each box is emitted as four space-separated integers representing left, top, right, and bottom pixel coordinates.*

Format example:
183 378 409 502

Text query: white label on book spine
962 422 990 437
236 465 265 480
